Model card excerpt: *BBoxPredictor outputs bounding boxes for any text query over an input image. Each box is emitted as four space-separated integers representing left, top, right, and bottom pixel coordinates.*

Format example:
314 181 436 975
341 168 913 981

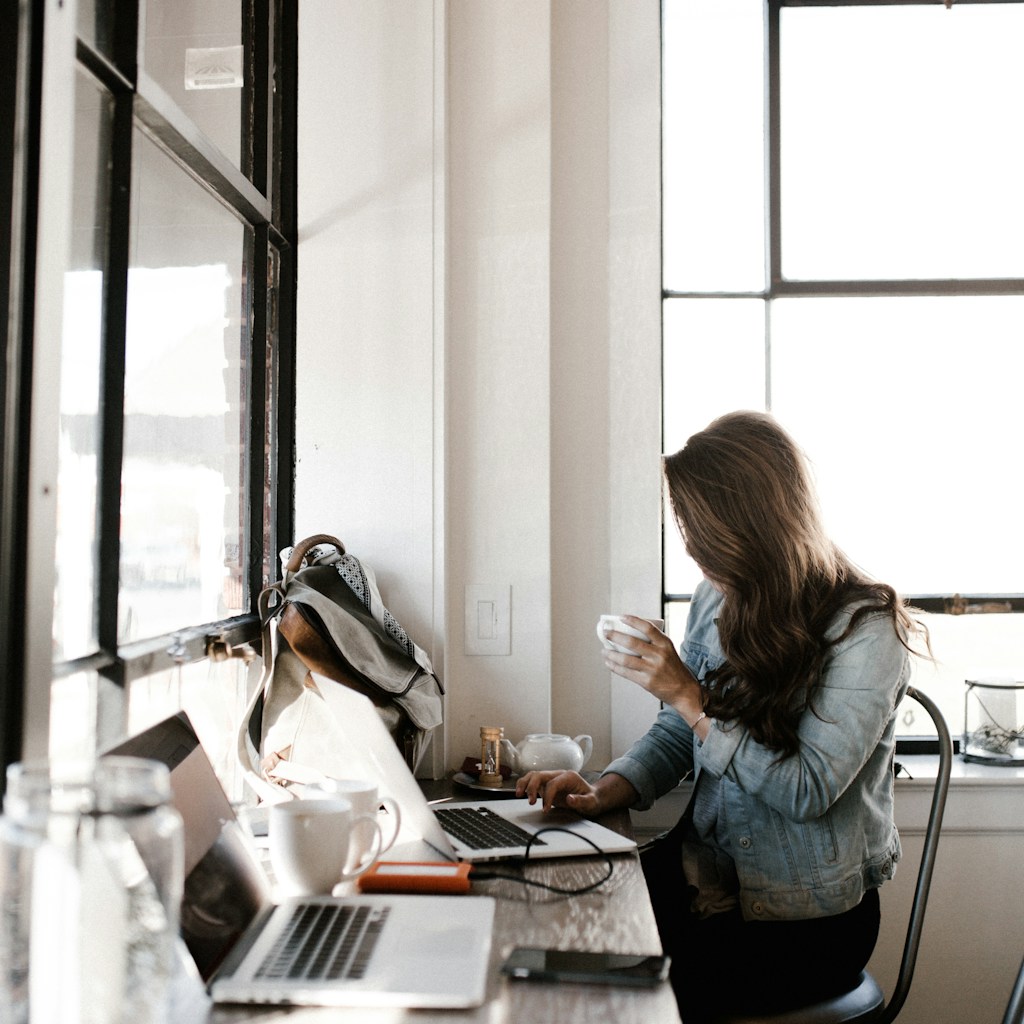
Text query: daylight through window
662 0 1024 738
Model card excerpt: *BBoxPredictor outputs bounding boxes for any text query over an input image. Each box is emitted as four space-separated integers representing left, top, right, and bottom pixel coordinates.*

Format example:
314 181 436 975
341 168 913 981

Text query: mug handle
377 796 402 853
338 812 383 881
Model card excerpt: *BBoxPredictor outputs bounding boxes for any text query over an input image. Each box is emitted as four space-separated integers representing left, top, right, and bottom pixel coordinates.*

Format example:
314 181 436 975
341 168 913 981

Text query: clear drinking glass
0 757 184 1024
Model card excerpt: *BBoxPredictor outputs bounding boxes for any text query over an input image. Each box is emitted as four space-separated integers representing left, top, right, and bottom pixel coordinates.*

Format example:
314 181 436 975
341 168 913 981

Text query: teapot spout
573 735 593 769
499 737 519 774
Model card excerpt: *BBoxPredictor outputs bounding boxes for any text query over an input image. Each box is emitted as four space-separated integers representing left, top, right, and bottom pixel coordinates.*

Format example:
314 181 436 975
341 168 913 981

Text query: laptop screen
107 713 269 980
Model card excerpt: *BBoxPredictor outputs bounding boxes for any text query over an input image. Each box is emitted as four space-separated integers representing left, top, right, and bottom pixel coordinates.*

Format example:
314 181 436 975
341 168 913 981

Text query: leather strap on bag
284 534 345 574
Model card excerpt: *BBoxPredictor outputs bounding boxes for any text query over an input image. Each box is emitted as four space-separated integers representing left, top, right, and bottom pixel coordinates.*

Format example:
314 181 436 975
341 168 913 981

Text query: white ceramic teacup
269 796 383 896
311 777 402 865
596 614 665 655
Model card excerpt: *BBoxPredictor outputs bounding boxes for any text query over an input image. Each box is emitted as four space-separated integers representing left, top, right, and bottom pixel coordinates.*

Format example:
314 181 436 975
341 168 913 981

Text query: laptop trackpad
517 807 589 830
396 923 478 961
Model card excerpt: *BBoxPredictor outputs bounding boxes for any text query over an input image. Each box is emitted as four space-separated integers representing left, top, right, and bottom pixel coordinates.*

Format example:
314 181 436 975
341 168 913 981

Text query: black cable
469 827 615 896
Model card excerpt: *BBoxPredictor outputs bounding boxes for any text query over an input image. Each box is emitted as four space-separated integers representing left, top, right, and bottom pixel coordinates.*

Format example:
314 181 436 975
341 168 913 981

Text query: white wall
445 0 556 762
294 6 1024 1021
296 0 662 773
295 0 443 766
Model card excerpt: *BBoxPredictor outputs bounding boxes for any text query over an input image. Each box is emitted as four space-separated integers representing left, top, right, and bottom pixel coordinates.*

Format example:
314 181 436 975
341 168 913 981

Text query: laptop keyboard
434 806 547 851
256 903 390 981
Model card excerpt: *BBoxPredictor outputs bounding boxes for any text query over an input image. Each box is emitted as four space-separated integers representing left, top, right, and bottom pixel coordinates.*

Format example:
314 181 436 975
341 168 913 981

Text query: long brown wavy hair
663 411 923 758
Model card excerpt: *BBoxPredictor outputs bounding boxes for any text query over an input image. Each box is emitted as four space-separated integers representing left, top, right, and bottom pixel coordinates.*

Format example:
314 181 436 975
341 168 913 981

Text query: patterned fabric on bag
236 535 443 802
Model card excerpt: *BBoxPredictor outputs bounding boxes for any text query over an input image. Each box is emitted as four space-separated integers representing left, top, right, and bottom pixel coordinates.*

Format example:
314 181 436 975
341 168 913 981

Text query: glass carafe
0 756 184 1024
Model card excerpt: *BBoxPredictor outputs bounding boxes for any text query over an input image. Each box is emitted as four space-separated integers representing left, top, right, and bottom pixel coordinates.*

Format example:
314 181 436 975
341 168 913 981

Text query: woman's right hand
515 769 637 817
515 770 599 814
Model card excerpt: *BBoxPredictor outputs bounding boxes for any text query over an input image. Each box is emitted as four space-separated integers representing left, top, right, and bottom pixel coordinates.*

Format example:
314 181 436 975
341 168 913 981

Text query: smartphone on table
500 947 670 988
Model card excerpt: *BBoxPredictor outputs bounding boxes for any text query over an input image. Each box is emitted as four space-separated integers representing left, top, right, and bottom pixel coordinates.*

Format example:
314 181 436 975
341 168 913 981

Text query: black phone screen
501 947 670 987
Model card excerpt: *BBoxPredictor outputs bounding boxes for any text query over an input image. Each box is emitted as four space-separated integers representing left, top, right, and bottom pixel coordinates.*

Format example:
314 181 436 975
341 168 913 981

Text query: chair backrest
712 686 953 1024
1002 954 1024 1024
877 685 953 1024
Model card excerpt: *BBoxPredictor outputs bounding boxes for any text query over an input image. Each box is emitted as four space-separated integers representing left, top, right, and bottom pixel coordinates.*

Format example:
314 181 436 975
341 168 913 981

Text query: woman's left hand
603 616 704 725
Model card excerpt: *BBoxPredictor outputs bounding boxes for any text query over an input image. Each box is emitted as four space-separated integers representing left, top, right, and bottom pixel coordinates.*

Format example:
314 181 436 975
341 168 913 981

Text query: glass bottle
0 756 184 1024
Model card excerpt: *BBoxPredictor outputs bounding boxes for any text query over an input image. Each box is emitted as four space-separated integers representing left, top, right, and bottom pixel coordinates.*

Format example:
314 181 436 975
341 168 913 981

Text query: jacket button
739 836 752 849
751 901 764 915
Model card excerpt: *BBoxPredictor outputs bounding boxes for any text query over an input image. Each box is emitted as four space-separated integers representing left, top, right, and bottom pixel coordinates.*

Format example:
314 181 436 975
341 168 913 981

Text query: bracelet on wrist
690 711 707 730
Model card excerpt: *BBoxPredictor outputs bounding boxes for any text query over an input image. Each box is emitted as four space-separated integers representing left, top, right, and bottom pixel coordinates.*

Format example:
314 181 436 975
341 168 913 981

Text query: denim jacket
604 580 909 921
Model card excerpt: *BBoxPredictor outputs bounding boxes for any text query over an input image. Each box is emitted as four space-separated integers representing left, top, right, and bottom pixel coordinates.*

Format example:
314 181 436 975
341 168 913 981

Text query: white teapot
500 733 593 775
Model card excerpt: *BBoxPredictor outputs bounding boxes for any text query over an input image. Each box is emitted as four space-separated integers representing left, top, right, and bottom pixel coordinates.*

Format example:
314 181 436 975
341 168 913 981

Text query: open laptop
108 713 495 1009
287 675 638 864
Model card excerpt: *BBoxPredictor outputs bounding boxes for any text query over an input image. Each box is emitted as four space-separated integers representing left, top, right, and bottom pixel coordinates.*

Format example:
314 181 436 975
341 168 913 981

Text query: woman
517 411 926 1022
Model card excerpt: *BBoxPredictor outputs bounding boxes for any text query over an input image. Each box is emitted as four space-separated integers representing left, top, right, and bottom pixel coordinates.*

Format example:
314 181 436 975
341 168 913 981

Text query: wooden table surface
208 779 682 1024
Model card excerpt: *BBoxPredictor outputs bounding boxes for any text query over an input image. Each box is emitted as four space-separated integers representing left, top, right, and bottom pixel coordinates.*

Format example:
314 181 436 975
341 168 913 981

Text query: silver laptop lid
107 713 271 981
305 675 636 862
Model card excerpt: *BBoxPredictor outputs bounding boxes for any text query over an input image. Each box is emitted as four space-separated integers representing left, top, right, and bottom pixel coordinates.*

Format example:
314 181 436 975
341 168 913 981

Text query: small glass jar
0 756 184 1024
962 678 1024 766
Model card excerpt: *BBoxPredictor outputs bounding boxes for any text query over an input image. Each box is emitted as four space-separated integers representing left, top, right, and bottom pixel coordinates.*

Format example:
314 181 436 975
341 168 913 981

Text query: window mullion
248 0 270 196
247 226 268 609
96 89 134 662
0 0 40 780
766 0 781 292
134 71 273 227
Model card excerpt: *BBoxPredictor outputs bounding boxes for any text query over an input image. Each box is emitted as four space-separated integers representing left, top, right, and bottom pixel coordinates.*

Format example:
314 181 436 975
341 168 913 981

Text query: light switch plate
464 585 511 656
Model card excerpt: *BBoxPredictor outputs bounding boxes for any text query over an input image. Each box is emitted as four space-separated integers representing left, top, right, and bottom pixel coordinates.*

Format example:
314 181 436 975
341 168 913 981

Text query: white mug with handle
313 777 402 865
596 614 665 654
269 796 383 896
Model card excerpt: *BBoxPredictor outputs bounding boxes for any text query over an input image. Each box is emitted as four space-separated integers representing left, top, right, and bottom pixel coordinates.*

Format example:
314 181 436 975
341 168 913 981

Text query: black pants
641 829 881 1023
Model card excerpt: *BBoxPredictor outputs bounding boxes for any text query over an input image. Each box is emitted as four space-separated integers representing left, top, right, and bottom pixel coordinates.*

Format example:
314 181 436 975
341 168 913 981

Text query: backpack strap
284 534 346 574
234 579 295 804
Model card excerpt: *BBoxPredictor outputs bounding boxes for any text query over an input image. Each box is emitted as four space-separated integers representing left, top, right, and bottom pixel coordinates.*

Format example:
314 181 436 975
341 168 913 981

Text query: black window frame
663 0 1024 611
0 0 297 781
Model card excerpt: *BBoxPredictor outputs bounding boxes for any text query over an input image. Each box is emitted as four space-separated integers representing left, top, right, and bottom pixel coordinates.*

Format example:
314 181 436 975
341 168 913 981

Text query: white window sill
633 755 1024 837
896 752 1024 785
895 754 1024 833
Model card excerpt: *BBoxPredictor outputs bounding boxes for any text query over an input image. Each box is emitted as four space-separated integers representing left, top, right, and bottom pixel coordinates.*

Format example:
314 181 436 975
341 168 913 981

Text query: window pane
663 298 766 594
904 612 1024 744
141 0 248 172
128 657 250 797
77 0 118 60
50 670 101 762
770 296 1024 595
54 73 112 661
781 5 1024 280
263 245 280 589
663 0 764 292
121 130 250 642
663 298 766 453
665 599 692 650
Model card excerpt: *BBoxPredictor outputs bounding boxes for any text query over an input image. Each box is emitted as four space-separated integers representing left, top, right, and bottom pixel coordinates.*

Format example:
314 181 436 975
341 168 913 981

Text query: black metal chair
1002 954 1024 1024
718 686 953 1024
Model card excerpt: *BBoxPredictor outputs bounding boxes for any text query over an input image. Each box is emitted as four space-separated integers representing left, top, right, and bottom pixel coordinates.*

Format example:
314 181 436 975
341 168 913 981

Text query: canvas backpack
236 534 443 801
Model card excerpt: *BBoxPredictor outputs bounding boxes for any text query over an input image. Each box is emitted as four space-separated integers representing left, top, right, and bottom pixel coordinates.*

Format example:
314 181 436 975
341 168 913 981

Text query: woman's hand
515 770 639 817
603 616 708 733
515 770 597 814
